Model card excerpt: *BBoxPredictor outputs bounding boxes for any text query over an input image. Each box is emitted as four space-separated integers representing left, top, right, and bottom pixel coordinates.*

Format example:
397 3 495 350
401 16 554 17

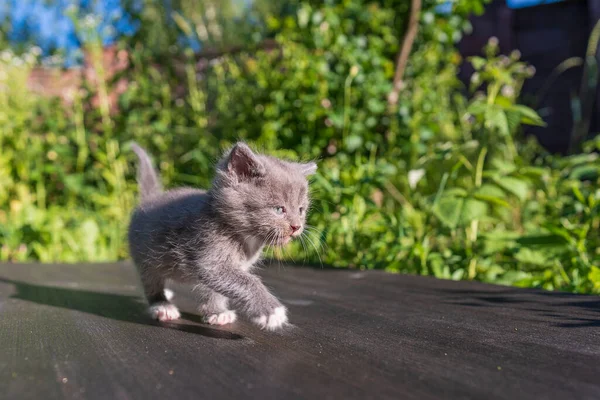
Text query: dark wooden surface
1 262 599 400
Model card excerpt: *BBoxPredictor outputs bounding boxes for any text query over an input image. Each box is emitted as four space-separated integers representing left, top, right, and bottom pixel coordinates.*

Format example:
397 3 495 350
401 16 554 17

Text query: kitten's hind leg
194 283 237 326
141 273 181 322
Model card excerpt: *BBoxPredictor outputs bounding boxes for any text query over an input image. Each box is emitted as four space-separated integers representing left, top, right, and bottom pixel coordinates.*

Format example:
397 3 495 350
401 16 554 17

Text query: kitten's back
128 188 210 268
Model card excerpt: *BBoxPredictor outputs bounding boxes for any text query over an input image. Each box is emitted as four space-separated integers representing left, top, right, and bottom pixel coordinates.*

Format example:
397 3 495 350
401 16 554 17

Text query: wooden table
1 262 599 399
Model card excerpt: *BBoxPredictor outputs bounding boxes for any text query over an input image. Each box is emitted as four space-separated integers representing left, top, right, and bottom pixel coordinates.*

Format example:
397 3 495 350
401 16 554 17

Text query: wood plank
1 262 599 400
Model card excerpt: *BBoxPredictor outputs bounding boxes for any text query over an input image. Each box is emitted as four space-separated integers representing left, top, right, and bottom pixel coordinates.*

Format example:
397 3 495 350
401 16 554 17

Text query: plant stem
89 44 113 135
342 70 355 141
475 146 488 188
468 146 488 280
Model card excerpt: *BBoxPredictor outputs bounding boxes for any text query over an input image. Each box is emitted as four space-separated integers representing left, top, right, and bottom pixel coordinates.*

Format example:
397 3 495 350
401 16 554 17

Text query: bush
0 0 598 294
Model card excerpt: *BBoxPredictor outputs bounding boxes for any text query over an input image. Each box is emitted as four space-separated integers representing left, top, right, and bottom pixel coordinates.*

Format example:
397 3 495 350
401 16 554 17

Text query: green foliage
203 2 398 156
1 0 599 295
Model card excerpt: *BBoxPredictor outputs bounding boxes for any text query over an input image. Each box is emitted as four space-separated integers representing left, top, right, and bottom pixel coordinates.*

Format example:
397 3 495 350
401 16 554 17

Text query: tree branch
388 0 422 108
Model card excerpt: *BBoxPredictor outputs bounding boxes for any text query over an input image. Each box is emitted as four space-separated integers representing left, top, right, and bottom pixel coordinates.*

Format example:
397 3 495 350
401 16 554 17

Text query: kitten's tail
131 142 162 202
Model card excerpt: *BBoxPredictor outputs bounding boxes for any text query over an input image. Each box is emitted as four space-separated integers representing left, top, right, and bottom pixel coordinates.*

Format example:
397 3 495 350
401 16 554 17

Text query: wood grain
1 262 599 400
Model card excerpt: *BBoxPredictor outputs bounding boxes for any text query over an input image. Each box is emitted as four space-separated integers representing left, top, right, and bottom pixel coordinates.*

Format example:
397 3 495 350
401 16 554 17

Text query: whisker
304 232 324 268
276 230 284 271
299 232 309 264
304 226 328 251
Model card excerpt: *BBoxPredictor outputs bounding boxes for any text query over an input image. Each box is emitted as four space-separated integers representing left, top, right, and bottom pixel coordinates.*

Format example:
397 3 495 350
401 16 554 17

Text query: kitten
128 142 316 331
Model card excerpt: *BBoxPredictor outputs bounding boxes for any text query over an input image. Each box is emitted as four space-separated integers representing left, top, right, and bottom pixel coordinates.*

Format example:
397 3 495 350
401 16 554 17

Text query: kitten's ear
296 161 317 176
226 142 265 179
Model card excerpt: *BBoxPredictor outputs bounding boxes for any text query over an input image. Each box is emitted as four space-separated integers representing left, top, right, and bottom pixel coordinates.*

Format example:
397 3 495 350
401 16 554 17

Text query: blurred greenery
0 0 599 294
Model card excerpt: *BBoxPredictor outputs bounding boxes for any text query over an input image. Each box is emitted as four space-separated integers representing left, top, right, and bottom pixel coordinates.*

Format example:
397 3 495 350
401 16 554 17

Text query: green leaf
482 264 506 281
569 164 599 180
560 153 599 168
542 224 575 245
473 193 510 208
571 185 586 204
328 113 344 128
64 174 84 194
495 271 533 286
433 196 463 228
589 266 600 291
490 158 517 175
461 198 489 222
514 248 548 266
520 116 546 127
506 110 522 134
366 98 386 113
520 166 548 178
297 5 311 28
482 232 518 254
443 187 468 197
467 100 487 116
433 195 488 228
469 56 486 71
511 105 546 126
476 184 507 199
344 135 363 152
451 269 465 281
515 234 569 247
494 176 529 202
494 96 512 108
485 107 510 136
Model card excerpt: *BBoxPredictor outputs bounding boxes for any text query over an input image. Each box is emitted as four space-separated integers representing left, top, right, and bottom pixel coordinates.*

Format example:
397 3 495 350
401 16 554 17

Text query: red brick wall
27 45 129 113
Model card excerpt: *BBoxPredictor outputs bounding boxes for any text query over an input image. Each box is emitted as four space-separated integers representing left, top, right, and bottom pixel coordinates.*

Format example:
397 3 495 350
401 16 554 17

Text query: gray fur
128 142 317 330
131 142 162 202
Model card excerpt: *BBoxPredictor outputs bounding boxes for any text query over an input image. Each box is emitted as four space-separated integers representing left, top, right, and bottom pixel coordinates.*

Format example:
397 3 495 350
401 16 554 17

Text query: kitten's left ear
296 162 317 176
227 142 266 179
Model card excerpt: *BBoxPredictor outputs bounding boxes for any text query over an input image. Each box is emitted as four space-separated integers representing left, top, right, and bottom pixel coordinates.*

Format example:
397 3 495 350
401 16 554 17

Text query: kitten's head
212 142 316 246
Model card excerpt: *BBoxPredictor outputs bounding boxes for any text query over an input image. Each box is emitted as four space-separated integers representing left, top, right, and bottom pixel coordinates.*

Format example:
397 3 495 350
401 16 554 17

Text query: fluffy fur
128 142 316 331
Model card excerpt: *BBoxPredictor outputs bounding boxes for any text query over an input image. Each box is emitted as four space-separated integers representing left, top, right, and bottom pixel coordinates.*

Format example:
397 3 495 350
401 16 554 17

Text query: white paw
252 306 288 331
163 289 174 301
204 310 237 326
150 303 181 321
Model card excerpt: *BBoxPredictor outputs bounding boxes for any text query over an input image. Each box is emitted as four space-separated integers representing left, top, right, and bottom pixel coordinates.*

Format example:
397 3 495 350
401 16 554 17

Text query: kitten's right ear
226 142 265 180
296 161 317 176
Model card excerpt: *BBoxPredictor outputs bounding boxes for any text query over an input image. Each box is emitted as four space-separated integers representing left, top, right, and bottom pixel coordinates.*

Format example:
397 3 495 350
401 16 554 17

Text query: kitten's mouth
269 232 299 247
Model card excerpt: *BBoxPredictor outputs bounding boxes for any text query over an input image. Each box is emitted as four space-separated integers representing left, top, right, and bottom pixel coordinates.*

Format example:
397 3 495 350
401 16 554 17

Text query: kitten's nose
290 224 301 233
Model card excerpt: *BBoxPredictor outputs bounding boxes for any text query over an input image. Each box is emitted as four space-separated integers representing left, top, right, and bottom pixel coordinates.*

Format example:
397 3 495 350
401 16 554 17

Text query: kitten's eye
274 206 286 215
299 207 304 214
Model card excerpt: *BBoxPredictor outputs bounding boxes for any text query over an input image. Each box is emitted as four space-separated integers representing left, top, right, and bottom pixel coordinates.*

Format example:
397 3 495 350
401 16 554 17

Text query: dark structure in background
459 0 600 153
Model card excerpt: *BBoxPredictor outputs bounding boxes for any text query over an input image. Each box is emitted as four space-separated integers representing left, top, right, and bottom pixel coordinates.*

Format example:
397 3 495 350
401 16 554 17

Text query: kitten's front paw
204 310 237 326
163 288 174 301
150 303 181 321
252 306 288 331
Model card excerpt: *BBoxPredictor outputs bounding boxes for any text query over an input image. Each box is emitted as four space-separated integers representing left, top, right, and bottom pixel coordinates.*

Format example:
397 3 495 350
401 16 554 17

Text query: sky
0 0 140 65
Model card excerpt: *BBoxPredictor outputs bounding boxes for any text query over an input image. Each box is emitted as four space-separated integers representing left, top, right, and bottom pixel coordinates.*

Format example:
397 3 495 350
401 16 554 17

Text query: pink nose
290 225 300 233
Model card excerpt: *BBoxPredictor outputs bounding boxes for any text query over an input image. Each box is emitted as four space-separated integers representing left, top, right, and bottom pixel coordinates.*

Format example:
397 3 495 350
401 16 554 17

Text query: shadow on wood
0 277 244 340
439 286 600 328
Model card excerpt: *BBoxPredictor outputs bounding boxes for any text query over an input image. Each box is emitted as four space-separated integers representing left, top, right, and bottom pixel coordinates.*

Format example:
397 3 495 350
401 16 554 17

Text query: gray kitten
128 142 316 331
